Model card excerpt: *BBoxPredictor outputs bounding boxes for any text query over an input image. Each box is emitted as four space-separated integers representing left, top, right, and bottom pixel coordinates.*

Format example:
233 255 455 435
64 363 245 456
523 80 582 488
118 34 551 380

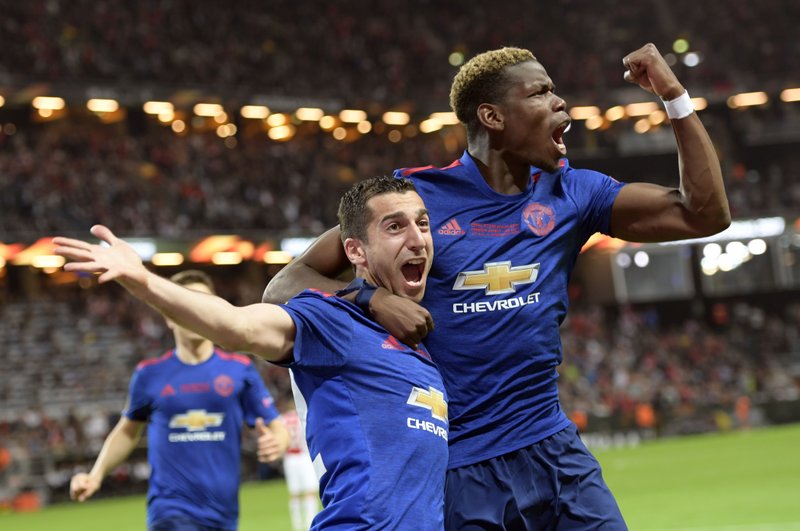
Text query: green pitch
4 423 799 531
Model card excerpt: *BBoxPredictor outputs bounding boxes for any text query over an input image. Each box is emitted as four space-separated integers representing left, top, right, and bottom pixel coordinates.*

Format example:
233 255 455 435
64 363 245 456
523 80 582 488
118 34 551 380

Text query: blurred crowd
1 111 798 240
1 0 797 105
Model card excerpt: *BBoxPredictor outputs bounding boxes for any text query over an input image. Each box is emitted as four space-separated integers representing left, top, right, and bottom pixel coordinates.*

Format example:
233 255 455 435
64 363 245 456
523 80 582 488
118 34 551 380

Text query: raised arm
54 225 296 363
610 43 731 242
264 225 434 347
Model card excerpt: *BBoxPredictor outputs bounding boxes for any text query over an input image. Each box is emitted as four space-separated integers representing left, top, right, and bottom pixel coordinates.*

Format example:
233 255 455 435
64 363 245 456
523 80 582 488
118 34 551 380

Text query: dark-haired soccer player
263 44 730 529
56 177 449 530
69 269 289 531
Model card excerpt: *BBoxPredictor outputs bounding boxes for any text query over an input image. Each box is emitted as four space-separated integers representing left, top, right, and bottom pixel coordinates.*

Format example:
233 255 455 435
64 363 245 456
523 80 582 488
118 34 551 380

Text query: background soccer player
279 398 320 531
263 43 731 529
54 177 449 530
68 269 289 531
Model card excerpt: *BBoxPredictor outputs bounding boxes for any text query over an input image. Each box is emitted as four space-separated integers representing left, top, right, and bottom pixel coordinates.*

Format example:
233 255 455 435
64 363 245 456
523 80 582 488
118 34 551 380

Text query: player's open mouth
401 259 426 285
552 120 569 155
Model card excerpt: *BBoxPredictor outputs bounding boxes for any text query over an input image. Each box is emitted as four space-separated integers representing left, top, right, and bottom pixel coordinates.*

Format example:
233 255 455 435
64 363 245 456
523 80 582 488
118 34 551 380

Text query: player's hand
369 287 434 349
53 225 149 294
256 417 285 463
623 43 685 101
69 472 102 502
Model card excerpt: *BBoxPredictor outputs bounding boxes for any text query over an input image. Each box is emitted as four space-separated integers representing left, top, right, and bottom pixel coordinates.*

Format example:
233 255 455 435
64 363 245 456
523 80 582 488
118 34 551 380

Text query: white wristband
663 90 694 120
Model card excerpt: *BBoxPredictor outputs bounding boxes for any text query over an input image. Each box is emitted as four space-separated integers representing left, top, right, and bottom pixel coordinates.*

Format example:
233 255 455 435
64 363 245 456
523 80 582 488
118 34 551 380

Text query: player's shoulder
215 349 253 367
135 350 174 372
559 158 611 181
394 157 464 179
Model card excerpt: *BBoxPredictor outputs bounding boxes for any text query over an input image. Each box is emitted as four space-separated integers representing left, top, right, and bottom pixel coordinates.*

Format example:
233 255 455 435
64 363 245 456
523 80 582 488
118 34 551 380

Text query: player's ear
343 237 367 267
477 103 503 132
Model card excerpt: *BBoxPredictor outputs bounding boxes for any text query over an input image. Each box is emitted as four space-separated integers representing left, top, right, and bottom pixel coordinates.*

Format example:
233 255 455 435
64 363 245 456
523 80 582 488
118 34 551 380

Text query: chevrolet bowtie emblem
407 387 448 422
169 409 224 431
453 261 540 295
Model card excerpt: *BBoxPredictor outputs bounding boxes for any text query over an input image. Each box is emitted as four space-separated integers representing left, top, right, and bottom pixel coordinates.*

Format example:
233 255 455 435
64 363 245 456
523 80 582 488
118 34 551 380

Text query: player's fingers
54 246 97 262
63 261 102 273
90 224 119 246
425 312 434 333
52 236 93 250
255 417 267 433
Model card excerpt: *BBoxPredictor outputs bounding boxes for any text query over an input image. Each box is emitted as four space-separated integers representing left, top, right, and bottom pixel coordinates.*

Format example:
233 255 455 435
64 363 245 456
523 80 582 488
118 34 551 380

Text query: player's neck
468 146 531 195
174 338 215 365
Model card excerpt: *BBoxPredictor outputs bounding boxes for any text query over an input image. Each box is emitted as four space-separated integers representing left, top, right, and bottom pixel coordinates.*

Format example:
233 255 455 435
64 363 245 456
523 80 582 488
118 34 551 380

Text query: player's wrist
336 277 379 314
662 90 694 120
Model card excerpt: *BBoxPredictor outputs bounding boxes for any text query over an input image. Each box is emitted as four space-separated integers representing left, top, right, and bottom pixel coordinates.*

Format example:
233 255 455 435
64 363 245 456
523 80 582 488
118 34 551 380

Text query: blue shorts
149 515 232 531
444 424 627 530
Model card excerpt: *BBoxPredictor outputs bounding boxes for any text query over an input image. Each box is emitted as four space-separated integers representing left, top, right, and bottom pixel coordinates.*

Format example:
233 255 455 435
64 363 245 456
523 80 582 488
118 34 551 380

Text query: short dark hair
169 269 215 294
449 47 537 139
338 176 417 242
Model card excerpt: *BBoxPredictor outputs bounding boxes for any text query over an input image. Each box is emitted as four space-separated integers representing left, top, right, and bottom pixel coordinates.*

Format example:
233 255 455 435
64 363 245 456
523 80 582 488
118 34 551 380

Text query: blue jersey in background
125 349 279 530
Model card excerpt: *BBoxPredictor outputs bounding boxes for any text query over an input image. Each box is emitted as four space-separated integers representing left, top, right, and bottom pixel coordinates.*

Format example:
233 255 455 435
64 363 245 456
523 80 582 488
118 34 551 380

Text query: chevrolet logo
453 261 539 295
169 409 224 431
407 386 448 422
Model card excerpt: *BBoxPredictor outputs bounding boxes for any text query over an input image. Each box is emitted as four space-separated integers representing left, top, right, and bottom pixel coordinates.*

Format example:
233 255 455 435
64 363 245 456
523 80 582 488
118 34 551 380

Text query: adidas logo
381 336 405 351
438 218 465 236
160 384 176 397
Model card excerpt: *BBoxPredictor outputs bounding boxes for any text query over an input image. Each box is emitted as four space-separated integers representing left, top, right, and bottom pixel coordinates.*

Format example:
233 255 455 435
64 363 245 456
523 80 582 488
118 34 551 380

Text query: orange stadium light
190 236 254 263
625 102 659 117
240 105 270 119
339 109 367 123
263 251 293 264
296 107 324 121
420 118 443 133
11 238 57 266
568 106 600 120
268 124 296 141
143 101 173 115
781 88 800 102
691 97 708 111
357 121 372 134
32 96 65 110
382 111 410 126
605 105 626 121
0 95 5 107
151 253 185 267
727 92 768 108
193 103 224 117
429 112 460 125
87 98 119 113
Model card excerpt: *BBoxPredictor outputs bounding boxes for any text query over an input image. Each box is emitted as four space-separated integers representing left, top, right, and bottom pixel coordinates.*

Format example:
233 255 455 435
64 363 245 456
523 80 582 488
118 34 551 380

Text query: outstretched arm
263 225 433 348
610 43 731 242
54 225 296 362
70 417 144 502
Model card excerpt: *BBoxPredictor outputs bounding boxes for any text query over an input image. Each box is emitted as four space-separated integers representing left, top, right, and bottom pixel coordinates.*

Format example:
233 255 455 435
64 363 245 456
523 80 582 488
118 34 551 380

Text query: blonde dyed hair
449 47 537 137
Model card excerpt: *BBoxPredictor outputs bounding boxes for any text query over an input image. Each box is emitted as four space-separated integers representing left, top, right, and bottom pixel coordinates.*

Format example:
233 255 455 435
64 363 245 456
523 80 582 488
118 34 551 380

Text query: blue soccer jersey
395 151 624 469
125 349 280 530
281 290 448 530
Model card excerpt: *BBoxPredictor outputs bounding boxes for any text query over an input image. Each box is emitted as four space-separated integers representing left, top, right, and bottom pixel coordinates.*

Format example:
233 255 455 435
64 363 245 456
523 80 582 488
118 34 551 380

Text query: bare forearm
89 424 141 480
673 113 731 232
123 272 254 352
